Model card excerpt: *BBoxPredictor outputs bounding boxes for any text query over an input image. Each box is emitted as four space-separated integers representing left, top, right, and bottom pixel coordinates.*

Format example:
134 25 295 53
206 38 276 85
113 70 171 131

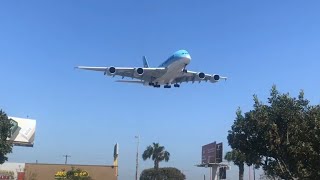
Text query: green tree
224 150 245 180
227 86 320 179
142 143 170 169
140 167 185 180
0 110 13 164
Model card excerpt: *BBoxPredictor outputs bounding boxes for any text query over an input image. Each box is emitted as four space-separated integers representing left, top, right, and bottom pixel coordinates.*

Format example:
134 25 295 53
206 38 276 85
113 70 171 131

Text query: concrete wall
24 163 117 180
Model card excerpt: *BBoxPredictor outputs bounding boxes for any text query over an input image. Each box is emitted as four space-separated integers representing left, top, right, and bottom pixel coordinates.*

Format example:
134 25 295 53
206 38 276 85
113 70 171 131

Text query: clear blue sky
1 1 320 179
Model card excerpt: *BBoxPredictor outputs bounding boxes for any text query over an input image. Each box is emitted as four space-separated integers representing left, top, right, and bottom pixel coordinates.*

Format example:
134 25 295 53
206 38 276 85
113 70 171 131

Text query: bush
140 167 185 180
55 167 91 180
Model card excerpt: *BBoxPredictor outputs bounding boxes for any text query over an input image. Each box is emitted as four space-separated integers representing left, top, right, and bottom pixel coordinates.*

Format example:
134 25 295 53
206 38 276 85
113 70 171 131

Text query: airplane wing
173 70 227 84
76 66 167 82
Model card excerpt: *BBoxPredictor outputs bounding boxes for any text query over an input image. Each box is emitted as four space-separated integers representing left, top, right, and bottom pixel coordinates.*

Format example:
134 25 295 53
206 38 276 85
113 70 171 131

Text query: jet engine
210 74 220 82
134 68 144 76
198 72 205 79
105 67 116 75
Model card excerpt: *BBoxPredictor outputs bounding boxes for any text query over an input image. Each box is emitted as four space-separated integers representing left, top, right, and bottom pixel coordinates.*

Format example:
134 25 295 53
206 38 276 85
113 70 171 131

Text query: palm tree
142 143 170 169
225 150 245 180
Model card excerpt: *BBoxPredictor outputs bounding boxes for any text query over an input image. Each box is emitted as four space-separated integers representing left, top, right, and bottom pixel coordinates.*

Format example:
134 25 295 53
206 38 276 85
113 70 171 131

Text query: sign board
8 117 36 147
201 142 223 164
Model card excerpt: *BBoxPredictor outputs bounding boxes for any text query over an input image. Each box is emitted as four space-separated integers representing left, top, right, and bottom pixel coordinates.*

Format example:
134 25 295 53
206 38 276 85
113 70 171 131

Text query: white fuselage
152 57 191 85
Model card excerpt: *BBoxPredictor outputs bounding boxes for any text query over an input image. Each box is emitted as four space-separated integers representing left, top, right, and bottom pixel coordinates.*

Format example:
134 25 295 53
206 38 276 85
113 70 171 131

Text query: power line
63 155 71 164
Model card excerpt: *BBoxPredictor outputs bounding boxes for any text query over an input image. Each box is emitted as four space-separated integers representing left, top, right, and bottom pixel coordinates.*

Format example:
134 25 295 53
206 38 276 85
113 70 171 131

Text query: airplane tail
143 56 149 68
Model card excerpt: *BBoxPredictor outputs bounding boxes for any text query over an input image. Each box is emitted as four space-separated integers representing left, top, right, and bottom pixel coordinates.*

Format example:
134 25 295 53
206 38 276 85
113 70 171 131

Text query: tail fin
143 56 149 68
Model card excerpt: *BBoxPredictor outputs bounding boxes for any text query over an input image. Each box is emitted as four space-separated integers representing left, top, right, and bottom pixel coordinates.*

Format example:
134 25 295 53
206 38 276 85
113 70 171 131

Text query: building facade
24 163 117 180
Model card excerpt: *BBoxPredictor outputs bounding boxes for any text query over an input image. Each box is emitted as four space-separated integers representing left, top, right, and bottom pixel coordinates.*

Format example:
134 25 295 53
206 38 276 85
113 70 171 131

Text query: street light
135 135 140 180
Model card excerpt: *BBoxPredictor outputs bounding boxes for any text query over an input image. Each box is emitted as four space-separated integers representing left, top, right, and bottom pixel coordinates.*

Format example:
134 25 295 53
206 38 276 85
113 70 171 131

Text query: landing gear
182 64 188 73
149 82 155 86
153 83 160 88
164 85 171 88
174 84 180 88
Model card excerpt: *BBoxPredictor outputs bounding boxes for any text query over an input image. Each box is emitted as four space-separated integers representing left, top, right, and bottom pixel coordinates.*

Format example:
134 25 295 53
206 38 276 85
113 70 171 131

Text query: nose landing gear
182 64 188 73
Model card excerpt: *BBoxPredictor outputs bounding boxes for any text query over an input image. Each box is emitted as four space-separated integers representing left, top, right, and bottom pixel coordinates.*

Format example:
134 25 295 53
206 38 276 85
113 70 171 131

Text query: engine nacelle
198 72 205 79
105 67 116 76
134 68 144 76
210 74 220 82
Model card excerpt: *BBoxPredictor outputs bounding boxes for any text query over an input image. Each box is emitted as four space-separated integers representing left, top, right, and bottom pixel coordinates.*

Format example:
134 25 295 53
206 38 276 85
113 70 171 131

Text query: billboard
201 142 223 164
8 117 36 147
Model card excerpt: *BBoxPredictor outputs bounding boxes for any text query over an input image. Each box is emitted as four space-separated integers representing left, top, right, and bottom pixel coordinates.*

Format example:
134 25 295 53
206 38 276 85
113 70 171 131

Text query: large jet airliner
77 50 227 88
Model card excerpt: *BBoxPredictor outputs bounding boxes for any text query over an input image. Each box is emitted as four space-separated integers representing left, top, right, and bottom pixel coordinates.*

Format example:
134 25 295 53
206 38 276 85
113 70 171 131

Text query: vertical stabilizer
143 56 149 68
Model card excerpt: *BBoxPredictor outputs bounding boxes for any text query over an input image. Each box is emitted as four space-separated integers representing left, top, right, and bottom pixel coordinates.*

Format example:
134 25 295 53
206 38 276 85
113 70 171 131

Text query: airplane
76 50 227 88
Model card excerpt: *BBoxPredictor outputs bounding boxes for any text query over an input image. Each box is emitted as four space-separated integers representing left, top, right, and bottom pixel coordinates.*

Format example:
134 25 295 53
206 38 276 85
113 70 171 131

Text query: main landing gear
149 82 159 88
151 83 160 88
150 82 179 88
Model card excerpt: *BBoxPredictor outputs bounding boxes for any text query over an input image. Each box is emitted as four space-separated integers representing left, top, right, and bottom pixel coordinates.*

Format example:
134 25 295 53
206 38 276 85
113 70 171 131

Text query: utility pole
135 135 140 180
63 155 71 164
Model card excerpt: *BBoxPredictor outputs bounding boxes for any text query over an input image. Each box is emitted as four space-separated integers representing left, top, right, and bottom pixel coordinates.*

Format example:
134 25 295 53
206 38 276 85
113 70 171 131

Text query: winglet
143 56 149 68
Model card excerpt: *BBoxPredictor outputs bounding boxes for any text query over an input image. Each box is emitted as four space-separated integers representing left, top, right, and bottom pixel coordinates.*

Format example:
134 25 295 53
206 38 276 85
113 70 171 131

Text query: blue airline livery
77 50 227 88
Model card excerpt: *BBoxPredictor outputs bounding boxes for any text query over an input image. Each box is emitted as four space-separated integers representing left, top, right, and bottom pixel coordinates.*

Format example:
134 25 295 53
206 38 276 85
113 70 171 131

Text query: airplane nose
184 55 191 64
185 54 191 60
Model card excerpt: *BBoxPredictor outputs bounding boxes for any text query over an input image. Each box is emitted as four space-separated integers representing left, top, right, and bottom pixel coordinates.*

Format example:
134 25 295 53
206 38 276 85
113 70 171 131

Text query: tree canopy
224 150 246 180
0 110 13 164
140 167 185 180
227 86 320 179
142 143 170 169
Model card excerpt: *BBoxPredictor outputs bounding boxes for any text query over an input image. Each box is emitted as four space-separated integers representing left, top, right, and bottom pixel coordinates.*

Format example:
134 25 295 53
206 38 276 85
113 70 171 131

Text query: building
24 163 117 180
0 163 117 180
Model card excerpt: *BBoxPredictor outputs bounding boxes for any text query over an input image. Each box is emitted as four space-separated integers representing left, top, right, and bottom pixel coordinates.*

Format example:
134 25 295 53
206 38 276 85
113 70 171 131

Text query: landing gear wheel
174 84 180 88
164 85 171 88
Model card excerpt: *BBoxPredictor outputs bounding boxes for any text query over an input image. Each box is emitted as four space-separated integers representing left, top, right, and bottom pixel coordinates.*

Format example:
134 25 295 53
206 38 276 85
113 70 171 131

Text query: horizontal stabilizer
115 80 143 84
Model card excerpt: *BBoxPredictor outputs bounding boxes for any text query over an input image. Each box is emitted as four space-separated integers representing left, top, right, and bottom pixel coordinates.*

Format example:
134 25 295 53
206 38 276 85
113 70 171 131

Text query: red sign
18 172 25 180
